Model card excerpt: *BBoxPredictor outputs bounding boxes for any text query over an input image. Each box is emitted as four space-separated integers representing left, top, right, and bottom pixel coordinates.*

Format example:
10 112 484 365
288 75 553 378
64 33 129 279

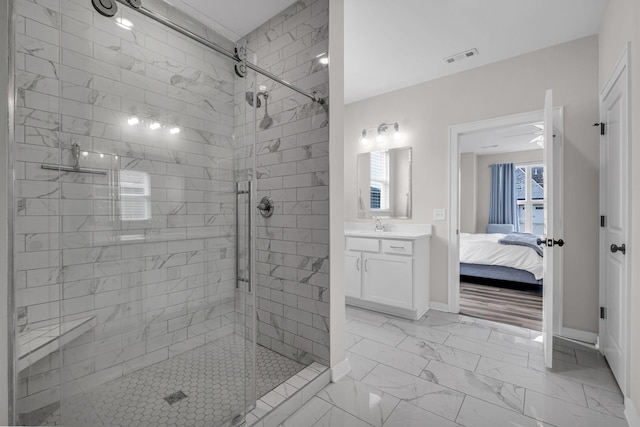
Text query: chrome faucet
374 216 384 232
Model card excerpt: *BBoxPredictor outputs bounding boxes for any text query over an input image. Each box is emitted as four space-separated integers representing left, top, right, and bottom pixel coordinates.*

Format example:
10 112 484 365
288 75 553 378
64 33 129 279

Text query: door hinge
594 122 605 135
600 215 606 227
600 306 606 319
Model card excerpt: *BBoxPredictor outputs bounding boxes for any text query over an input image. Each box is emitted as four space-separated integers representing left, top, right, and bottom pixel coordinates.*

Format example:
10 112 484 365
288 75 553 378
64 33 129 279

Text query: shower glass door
13 0 256 425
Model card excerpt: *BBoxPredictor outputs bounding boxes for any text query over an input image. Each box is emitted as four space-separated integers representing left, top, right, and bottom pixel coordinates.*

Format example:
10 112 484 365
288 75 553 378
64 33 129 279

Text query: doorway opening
448 108 564 337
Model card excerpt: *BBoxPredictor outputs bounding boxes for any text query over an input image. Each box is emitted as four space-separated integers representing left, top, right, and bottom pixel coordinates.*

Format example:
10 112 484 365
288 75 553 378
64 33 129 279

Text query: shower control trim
257 196 274 218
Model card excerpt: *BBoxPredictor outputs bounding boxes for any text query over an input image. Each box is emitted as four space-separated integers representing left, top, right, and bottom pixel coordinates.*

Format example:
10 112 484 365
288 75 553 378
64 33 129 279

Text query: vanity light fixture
169 127 181 134
127 116 140 126
149 122 161 130
361 122 401 145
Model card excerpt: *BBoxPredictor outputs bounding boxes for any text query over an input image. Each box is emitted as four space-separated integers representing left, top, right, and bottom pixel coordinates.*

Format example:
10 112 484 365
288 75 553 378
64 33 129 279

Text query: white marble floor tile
397 336 480 371
361 364 465 421
420 360 525 413
346 320 406 347
583 383 625 419
346 306 389 327
316 378 399 427
350 338 429 376
383 318 450 344
466 316 534 339
444 335 529 367
312 405 374 427
524 389 629 427
476 357 588 407
456 396 552 427
424 310 462 322
431 322 492 341
575 348 611 371
345 332 363 350
382 401 462 427
528 352 620 392
346 351 378 381
279 396 332 427
488 330 543 354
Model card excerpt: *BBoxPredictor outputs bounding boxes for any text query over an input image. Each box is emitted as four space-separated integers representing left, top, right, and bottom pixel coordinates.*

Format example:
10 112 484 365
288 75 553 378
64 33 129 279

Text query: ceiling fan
501 122 545 147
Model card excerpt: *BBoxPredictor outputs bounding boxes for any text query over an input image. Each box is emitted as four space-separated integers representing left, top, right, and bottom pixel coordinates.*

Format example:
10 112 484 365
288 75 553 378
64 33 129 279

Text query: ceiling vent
444 48 479 64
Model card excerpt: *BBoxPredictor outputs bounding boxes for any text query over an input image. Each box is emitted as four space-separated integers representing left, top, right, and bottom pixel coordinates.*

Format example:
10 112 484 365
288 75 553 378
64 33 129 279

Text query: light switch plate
433 209 446 221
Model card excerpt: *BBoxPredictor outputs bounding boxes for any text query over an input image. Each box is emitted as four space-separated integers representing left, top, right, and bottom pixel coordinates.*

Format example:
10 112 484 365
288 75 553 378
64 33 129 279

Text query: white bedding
460 233 544 280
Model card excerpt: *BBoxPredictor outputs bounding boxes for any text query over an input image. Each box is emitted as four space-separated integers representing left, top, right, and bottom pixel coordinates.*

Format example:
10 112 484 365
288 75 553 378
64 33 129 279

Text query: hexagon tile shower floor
34 335 305 427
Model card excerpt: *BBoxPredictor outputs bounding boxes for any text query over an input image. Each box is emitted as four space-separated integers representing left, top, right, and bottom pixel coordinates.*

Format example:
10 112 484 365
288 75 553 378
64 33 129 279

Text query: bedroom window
370 149 390 211
516 165 544 235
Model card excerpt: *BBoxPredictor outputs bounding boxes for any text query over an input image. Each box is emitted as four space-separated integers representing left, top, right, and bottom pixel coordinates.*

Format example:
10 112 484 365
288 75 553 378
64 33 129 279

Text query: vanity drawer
346 237 380 252
381 239 413 256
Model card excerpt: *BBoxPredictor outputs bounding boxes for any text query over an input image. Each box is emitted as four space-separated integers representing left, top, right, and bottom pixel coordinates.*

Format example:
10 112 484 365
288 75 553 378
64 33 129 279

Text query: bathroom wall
243 0 331 365
14 0 241 416
344 35 601 333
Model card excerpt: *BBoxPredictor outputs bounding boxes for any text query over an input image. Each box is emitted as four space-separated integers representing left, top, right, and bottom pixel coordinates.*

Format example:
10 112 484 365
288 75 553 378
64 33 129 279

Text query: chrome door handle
610 243 626 254
356 257 360 271
364 259 369 272
390 245 405 249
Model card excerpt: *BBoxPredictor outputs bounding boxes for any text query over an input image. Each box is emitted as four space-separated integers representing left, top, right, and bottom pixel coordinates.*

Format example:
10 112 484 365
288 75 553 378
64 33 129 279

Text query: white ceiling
459 122 544 155
166 1 608 104
167 0 298 42
344 0 609 104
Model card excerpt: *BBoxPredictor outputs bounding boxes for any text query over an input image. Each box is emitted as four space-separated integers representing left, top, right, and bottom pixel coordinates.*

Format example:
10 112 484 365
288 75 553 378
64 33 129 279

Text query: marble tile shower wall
240 0 330 366
14 0 240 413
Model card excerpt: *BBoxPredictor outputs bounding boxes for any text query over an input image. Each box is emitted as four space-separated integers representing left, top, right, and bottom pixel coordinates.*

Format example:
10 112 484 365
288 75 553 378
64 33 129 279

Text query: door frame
598 43 631 397
447 108 564 336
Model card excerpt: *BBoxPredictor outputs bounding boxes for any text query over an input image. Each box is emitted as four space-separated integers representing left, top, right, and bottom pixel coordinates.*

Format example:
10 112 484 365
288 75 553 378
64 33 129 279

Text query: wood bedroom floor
459 282 543 331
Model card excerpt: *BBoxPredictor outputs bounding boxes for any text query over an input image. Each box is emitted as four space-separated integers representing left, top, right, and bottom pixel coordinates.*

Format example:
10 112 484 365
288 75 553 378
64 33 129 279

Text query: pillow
486 223 515 234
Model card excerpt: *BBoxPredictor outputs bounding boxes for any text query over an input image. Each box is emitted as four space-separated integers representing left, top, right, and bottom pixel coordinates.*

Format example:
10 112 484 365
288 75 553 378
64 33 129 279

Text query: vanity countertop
344 223 432 240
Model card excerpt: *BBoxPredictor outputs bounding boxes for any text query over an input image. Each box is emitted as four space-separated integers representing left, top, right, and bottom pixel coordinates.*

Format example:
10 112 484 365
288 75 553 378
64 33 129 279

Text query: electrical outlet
433 209 446 221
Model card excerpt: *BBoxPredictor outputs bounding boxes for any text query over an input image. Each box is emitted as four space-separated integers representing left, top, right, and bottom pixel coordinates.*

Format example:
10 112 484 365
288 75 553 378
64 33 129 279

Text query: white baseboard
330 358 351 383
429 302 450 313
560 327 598 344
625 397 640 427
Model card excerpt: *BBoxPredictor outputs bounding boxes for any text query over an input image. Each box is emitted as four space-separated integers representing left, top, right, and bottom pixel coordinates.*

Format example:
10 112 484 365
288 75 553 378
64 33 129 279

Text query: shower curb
245 362 330 427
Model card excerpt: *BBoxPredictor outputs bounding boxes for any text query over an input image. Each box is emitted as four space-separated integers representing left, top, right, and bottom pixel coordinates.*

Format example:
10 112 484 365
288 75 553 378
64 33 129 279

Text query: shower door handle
247 181 252 293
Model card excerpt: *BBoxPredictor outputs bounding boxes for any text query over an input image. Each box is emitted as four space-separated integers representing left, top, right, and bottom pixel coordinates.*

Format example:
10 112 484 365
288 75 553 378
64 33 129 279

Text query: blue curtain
489 163 519 232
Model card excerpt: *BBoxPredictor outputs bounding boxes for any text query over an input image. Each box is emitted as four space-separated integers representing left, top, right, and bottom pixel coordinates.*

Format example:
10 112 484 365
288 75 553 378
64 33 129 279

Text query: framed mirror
357 147 412 219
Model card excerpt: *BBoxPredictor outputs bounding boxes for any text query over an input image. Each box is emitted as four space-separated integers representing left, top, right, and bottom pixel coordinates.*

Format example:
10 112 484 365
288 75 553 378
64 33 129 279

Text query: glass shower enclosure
13 0 260 424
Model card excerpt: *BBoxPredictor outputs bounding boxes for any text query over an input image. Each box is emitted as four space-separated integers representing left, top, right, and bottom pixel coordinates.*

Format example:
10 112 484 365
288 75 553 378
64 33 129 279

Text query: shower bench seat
18 316 96 371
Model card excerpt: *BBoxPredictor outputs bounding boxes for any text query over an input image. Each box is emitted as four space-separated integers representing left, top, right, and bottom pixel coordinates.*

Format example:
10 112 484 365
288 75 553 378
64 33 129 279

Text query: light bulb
360 129 369 145
376 133 386 143
115 18 134 30
319 57 329 65
82 151 89 157
127 116 139 126
149 122 161 130
169 127 181 134
99 153 104 158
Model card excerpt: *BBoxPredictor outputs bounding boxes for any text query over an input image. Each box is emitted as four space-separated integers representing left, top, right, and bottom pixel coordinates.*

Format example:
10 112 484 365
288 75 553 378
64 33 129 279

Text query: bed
459 232 543 287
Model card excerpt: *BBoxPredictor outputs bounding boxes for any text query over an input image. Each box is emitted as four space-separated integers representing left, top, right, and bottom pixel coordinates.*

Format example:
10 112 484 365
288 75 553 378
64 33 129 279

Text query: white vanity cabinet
344 227 431 320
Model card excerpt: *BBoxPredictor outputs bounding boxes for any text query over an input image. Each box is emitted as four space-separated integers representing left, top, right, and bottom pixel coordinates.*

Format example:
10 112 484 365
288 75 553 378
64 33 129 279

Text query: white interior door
599 49 629 393
542 88 560 369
